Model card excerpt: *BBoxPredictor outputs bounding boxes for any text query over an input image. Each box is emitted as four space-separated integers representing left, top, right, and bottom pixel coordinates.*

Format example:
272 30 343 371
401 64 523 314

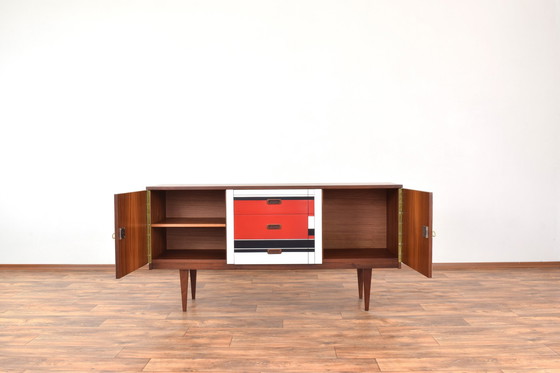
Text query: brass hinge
147 190 152 264
398 188 403 262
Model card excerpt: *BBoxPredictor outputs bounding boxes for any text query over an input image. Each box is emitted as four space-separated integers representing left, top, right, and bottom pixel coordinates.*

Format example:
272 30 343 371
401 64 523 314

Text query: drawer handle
267 199 282 205
267 224 282 230
267 249 282 254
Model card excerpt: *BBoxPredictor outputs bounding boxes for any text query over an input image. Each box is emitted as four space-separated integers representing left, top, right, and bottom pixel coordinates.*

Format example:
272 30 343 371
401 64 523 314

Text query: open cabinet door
114 191 148 279
401 189 433 278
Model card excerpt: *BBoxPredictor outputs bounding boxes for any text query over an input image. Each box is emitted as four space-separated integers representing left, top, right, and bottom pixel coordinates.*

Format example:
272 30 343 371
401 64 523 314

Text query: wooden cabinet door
401 189 433 278
114 191 148 279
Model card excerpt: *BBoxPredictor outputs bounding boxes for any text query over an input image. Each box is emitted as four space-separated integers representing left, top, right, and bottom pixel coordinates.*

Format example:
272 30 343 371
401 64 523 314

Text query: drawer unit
234 199 314 215
234 214 310 240
226 189 322 265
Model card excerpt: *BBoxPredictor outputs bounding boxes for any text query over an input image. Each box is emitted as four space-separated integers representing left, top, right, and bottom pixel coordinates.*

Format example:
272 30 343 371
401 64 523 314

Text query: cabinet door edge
401 188 433 278
114 190 148 279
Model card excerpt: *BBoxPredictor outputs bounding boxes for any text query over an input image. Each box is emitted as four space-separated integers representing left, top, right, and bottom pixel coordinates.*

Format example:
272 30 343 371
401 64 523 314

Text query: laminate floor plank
1 266 559 371
32 357 150 371
230 334 438 349
336 343 557 358
142 357 380 372
118 346 336 360
377 357 560 371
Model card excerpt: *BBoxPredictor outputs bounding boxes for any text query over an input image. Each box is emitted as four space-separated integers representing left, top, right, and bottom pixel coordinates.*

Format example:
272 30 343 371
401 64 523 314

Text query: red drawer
234 214 309 239
234 199 314 215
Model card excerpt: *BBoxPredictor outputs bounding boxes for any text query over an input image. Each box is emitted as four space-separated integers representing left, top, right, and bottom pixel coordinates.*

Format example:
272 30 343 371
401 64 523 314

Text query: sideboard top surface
147 183 403 191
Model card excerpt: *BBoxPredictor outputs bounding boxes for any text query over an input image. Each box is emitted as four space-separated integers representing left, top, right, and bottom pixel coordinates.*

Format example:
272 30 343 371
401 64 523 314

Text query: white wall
1 0 559 264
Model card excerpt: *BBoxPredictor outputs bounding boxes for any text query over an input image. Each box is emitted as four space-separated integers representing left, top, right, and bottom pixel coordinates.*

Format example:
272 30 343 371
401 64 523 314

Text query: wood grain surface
115 191 148 279
147 183 403 191
401 189 433 278
1 266 559 372
323 189 388 249
165 190 226 219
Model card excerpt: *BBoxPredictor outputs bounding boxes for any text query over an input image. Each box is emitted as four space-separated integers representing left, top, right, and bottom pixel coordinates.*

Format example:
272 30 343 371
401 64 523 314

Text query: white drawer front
233 251 311 265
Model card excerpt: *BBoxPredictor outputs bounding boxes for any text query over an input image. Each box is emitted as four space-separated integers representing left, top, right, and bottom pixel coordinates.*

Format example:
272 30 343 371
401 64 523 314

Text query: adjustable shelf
151 218 226 228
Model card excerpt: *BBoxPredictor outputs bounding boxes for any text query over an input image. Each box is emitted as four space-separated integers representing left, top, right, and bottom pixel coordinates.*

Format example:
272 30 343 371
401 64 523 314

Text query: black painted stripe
234 239 315 248
234 248 314 253
308 229 315 236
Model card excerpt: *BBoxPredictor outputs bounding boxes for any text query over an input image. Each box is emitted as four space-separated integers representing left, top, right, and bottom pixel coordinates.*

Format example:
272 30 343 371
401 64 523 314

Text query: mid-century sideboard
114 183 433 311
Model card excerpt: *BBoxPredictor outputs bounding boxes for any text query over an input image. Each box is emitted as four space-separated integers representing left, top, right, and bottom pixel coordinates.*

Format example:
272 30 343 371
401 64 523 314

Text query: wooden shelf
156 248 396 262
323 248 398 268
151 218 226 228
324 248 396 259
151 248 399 271
157 249 226 261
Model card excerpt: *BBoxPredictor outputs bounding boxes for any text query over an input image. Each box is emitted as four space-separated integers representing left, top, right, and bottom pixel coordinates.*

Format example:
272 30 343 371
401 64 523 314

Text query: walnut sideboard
114 183 433 311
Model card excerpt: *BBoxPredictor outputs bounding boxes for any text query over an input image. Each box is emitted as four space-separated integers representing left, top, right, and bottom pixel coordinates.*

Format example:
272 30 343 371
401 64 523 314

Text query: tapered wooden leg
357 269 364 299
180 270 189 312
190 270 197 300
363 268 372 311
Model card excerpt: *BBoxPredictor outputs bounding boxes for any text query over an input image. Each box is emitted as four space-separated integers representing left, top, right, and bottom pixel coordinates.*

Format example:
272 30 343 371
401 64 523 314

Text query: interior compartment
322 188 399 260
150 190 227 261
166 228 226 250
165 190 226 219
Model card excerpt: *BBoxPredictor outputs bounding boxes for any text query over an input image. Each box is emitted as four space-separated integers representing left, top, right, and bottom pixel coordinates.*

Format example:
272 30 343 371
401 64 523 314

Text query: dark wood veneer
323 189 388 249
147 183 403 191
386 188 400 257
402 189 433 278
166 228 226 251
165 190 225 218
114 191 148 279
152 248 398 270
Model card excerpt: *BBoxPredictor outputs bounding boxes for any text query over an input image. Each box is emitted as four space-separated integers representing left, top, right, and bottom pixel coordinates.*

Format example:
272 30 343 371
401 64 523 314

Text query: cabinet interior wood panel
322 189 387 249
166 228 227 251
165 190 226 219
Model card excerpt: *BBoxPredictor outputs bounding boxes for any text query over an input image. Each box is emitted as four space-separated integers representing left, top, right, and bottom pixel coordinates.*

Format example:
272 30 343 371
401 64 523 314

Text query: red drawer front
234 199 314 215
234 214 309 239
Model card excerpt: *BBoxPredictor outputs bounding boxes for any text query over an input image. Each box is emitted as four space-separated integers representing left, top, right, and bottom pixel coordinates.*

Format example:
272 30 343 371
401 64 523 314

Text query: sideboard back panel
323 189 388 249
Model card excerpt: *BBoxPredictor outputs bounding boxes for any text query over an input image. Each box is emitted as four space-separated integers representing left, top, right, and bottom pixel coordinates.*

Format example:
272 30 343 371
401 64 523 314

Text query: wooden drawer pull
267 199 282 205
267 249 282 254
267 224 282 230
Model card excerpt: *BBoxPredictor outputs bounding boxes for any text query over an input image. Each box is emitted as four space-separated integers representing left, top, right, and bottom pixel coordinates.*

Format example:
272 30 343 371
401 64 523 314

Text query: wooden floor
1 265 560 372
